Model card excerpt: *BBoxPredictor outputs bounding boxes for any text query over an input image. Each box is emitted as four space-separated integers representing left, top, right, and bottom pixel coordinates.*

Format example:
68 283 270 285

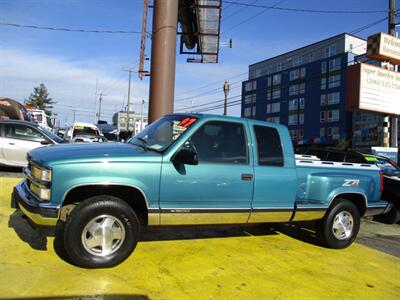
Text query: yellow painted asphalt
0 177 400 299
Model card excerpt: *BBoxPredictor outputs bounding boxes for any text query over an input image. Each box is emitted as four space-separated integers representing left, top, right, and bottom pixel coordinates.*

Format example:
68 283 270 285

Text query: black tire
373 202 400 224
317 199 360 249
62 195 139 268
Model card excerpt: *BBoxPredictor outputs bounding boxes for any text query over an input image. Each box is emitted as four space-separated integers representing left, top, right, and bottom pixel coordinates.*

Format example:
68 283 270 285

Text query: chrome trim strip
61 183 150 209
248 211 293 223
291 210 326 222
328 192 368 208
160 212 249 225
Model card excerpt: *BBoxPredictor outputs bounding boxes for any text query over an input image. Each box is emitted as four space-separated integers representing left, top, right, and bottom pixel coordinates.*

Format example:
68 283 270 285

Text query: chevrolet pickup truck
13 114 389 268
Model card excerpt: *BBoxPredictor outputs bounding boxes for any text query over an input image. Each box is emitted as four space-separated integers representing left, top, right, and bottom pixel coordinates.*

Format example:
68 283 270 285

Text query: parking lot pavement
1 177 400 299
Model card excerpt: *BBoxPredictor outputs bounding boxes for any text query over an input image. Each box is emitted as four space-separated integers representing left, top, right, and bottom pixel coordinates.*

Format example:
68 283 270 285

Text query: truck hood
28 142 161 167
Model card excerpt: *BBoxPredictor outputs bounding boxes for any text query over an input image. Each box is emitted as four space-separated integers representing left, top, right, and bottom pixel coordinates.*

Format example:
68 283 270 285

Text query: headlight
30 183 51 201
31 165 52 182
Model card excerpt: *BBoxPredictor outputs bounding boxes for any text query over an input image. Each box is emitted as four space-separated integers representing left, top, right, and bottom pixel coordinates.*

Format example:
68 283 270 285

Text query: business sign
367 32 400 65
346 63 400 116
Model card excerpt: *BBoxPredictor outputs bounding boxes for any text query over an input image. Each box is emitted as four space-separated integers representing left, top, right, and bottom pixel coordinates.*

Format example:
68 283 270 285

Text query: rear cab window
253 125 284 167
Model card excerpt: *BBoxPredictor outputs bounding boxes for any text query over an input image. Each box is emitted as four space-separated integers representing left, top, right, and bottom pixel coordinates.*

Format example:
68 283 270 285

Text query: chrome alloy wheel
81 215 126 256
332 211 354 240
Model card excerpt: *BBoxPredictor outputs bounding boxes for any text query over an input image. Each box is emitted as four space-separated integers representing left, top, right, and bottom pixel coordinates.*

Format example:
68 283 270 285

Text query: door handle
241 173 253 181
8 143 15 145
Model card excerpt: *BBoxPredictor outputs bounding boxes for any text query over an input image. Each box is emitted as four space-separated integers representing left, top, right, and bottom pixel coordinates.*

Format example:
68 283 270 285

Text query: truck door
159 120 254 225
248 124 297 223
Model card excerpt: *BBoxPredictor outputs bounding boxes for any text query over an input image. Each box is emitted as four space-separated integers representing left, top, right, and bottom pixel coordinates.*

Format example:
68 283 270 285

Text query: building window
277 61 284 72
272 74 281 85
329 109 339 122
299 113 304 125
299 97 305 109
288 114 298 125
289 99 298 111
320 111 326 123
327 127 339 139
328 74 340 88
289 83 305 96
244 106 256 118
245 94 256 104
321 61 327 74
320 127 325 137
309 51 315 62
272 88 281 99
267 116 280 123
245 80 257 92
321 78 326 90
267 102 280 113
320 92 340 106
325 44 337 58
293 56 302 67
329 57 341 71
289 67 306 81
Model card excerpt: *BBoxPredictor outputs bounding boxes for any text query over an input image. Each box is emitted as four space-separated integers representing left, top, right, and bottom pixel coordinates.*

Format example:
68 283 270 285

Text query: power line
223 1 388 14
0 22 142 34
350 16 389 34
222 0 286 35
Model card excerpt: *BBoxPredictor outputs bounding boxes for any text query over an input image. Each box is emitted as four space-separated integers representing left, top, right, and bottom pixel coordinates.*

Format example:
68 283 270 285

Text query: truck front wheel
62 195 140 268
317 199 360 249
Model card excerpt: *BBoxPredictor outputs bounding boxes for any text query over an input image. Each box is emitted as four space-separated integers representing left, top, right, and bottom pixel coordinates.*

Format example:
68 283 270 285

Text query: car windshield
128 115 198 152
39 126 64 143
73 125 99 136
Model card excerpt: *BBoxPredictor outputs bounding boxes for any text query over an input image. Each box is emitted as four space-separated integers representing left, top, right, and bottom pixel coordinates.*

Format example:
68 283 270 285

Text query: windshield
39 126 64 143
128 115 198 151
73 125 99 137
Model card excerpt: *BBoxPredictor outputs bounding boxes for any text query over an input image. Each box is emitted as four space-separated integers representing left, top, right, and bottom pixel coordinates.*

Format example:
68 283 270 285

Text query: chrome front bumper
13 180 59 226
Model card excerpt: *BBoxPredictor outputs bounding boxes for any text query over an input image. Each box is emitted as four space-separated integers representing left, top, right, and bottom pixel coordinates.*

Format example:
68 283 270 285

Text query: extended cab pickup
13 114 389 268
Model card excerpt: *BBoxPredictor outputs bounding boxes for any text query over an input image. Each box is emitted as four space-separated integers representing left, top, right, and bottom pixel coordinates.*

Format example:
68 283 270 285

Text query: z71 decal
343 179 360 187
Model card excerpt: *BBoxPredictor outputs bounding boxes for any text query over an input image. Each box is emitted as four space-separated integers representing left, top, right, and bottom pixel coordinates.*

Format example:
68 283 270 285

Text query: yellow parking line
1 177 399 299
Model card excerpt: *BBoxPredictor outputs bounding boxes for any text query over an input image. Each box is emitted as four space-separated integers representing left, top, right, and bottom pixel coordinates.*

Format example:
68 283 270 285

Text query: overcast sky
0 0 392 126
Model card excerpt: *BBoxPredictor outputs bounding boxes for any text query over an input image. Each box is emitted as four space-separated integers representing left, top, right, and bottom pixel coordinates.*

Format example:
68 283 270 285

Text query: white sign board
358 63 400 115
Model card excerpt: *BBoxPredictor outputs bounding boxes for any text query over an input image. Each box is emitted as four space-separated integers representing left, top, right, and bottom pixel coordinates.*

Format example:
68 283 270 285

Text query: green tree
25 83 55 116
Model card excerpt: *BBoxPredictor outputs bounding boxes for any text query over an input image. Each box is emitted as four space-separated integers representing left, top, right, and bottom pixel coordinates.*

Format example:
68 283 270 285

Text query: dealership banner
346 63 400 116
367 32 400 65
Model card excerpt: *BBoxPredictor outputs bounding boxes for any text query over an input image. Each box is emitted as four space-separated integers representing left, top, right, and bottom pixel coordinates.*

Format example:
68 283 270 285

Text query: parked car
64 122 106 143
300 147 400 224
0 120 63 167
13 114 388 268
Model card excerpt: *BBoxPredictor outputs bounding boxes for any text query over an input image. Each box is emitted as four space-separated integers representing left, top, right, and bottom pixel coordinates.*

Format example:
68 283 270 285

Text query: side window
326 152 345 162
254 125 284 167
188 121 248 164
5 125 44 142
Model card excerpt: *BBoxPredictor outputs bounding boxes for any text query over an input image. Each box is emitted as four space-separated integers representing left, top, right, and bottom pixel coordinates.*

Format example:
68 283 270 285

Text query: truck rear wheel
317 199 360 249
62 195 139 268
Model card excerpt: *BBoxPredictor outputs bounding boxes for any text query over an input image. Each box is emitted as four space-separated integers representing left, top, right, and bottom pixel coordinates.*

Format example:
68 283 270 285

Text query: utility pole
141 99 145 131
223 80 230 116
148 0 179 123
94 79 98 123
389 0 398 147
123 68 134 132
97 92 105 122
73 109 76 122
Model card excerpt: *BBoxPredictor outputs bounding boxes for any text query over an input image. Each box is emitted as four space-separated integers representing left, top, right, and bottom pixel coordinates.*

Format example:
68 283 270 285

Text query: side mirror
41 139 52 145
172 148 198 165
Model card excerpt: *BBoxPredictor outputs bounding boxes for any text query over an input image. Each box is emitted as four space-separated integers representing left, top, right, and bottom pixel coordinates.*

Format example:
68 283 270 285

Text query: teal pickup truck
13 114 389 268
